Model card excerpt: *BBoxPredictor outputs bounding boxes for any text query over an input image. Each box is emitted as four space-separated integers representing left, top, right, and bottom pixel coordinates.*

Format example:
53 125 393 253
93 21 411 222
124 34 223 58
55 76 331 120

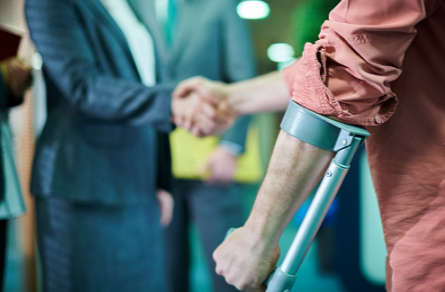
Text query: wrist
226 83 243 116
243 218 280 250
218 141 243 157
243 208 283 249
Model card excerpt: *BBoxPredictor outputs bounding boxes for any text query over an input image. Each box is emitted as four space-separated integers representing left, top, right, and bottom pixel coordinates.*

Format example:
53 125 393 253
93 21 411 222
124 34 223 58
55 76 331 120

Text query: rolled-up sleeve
285 0 441 126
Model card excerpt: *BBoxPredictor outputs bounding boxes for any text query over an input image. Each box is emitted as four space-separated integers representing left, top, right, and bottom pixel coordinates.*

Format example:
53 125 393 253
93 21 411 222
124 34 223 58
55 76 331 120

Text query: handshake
171 77 236 137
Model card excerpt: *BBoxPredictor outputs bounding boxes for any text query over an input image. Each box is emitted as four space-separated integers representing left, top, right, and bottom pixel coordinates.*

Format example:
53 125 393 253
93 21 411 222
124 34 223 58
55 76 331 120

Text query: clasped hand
213 227 280 292
172 77 235 137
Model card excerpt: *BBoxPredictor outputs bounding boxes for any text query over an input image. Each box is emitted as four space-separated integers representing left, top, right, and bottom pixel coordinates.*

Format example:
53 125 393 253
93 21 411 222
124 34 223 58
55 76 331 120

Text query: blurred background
0 0 387 291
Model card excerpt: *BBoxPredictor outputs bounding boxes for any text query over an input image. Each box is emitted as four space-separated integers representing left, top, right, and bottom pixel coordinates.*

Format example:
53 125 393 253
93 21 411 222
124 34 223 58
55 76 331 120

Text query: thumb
173 77 220 106
173 76 205 98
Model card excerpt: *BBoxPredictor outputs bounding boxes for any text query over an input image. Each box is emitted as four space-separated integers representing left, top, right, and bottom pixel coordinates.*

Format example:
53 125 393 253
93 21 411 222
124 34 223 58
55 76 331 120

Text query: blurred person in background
25 0 254 291
173 0 445 291
0 57 31 291
163 1 257 292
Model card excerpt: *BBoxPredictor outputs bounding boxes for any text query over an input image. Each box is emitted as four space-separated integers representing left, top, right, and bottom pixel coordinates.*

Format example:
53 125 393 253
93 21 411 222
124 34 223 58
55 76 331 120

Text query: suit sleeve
286 0 442 126
25 0 173 132
219 0 257 153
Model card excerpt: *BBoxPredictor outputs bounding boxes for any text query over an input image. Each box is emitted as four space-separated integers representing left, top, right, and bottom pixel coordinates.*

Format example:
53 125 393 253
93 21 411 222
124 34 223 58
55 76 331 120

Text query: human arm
25 0 173 132
216 0 256 166
172 71 290 136
226 71 291 115
214 0 439 290
174 71 289 116
213 130 334 291
201 0 256 183
176 0 440 133
288 0 442 126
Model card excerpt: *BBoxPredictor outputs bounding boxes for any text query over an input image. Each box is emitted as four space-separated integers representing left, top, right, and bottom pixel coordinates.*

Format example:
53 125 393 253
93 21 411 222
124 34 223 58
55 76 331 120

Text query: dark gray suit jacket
25 0 255 204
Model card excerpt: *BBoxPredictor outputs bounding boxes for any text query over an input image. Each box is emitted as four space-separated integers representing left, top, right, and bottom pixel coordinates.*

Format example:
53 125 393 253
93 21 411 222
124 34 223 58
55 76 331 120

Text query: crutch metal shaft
266 137 363 292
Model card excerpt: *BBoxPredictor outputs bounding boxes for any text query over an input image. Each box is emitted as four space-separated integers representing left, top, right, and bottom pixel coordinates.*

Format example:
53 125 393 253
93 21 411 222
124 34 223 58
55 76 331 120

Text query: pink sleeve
290 0 440 126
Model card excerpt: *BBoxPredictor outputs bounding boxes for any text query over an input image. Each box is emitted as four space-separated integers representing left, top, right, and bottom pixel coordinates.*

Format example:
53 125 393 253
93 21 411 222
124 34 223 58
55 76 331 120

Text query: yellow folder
170 124 262 183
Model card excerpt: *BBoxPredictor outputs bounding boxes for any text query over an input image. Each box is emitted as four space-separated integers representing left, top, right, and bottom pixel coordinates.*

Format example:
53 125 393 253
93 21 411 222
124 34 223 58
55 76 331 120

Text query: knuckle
226 274 239 287
213 250 220 262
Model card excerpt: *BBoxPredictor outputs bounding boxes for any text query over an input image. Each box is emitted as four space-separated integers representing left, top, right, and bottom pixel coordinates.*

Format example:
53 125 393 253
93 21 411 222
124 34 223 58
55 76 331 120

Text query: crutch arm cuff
280 101 370 152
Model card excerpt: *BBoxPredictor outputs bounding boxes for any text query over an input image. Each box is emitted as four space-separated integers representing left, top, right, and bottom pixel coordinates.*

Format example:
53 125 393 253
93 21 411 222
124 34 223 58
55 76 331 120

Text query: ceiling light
237 0 270 20
267 43 295 63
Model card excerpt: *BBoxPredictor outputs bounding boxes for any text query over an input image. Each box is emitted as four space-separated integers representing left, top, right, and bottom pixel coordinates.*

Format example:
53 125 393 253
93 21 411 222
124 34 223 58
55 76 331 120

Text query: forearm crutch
263 101 370 292
224 102 371 291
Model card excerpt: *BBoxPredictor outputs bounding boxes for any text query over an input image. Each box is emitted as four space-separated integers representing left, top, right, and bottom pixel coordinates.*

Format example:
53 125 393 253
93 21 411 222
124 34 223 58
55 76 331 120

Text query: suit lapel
96 0 206 69
83 0 132 57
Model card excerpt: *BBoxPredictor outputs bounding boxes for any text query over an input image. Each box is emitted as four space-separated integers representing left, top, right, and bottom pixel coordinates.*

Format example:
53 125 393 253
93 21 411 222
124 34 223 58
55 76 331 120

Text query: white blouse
100 0 156 87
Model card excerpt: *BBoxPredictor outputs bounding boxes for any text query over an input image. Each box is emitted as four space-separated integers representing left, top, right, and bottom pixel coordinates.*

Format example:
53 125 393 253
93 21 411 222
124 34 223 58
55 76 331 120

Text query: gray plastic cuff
280 101 370 152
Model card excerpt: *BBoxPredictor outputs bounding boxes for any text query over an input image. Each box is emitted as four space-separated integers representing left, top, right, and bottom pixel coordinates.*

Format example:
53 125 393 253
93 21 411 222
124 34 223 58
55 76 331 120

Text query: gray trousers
35 196 166 292
166 179 244 292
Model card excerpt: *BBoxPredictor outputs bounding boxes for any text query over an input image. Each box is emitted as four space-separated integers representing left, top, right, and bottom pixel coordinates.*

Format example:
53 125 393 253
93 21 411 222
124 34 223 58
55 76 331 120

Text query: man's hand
172 91 228 137
156 189 174 227
0 58 32 98
173 76 229 106
213 227 280 292
202 145 237 185
172 76 236 137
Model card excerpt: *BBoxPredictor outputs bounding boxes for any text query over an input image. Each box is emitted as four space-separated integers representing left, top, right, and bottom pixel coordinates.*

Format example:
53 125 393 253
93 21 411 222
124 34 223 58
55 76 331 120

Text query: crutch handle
224 227 237 238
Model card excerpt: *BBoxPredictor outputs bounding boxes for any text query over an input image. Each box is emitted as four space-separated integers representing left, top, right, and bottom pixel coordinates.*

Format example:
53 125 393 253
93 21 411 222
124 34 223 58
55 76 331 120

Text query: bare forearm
227 71 290 115
244 130 334 248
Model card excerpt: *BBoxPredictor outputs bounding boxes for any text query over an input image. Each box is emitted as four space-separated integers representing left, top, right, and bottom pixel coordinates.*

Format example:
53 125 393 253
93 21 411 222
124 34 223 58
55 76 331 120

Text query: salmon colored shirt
284 1 445 291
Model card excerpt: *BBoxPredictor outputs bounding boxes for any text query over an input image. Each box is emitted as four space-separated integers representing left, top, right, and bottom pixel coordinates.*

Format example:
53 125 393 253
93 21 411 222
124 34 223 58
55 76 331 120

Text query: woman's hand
156 189 174 227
